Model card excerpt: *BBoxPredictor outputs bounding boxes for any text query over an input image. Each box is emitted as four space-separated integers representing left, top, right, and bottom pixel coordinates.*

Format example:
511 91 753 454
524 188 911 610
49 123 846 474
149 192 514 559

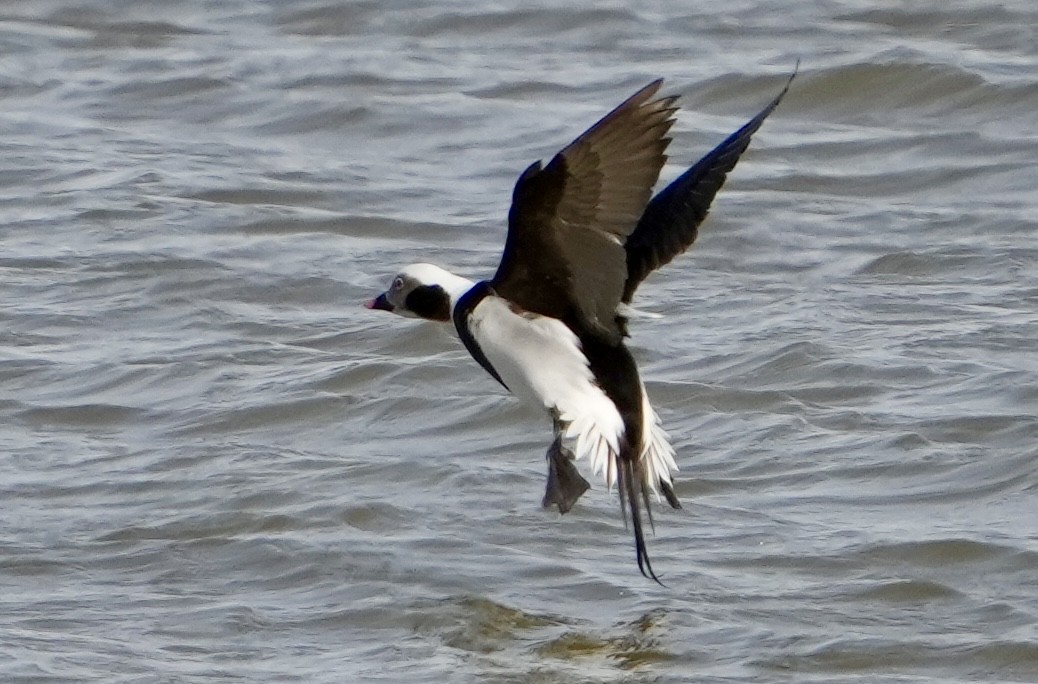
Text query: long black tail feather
617 454 664 586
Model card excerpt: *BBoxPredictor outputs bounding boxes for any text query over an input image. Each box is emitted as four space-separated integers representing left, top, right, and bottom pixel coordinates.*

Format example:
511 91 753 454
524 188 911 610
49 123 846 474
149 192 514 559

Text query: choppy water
2 1 1037 682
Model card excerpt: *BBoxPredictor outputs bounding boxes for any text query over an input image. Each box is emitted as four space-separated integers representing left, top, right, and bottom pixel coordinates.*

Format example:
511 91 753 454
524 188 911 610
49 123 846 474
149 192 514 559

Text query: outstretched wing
622 67 797 303
492 81 678 342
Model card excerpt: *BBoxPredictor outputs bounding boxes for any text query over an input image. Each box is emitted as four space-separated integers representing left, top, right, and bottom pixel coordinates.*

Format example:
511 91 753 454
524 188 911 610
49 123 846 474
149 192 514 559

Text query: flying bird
366 71 794 583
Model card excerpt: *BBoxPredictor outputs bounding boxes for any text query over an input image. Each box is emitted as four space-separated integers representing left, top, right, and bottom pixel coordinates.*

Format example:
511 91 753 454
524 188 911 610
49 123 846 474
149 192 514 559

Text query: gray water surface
2 1 1037 682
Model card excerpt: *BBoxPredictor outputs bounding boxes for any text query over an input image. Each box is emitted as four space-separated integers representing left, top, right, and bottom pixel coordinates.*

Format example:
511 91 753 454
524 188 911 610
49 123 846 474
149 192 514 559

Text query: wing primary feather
622 65 797 303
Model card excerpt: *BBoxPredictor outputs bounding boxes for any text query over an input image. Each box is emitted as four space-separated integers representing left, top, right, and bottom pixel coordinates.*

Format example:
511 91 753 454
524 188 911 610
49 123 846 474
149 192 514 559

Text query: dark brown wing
492 80 677 342
622 67 797 303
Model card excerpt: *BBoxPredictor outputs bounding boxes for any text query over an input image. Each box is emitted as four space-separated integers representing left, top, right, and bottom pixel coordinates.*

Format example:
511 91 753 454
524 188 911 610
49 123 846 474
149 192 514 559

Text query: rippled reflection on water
2 1 1037 682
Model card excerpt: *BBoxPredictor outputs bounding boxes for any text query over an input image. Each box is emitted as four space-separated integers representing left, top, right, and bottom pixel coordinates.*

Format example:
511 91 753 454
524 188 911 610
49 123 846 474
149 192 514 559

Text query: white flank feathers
616 302 663 320
464 294 677 496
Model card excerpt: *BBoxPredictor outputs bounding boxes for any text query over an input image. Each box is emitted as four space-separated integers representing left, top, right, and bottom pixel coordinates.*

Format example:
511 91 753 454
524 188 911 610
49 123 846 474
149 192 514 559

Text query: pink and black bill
365 292 393 312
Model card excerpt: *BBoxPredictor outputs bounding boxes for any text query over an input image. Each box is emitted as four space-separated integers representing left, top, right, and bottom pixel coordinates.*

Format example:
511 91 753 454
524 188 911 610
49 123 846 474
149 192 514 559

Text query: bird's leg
542 416 590 514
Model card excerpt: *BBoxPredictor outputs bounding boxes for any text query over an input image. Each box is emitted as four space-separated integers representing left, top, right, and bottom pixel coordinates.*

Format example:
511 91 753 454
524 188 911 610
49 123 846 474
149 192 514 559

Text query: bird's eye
392 277 404 290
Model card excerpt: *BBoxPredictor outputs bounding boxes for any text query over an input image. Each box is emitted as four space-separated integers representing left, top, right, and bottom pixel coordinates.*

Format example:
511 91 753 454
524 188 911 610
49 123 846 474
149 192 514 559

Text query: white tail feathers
564 412 622 490
642 409 679 501
562 390 678 499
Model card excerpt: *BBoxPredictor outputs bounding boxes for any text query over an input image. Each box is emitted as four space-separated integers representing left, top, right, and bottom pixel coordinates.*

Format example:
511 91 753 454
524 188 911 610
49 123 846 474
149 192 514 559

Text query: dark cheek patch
405 285 451 321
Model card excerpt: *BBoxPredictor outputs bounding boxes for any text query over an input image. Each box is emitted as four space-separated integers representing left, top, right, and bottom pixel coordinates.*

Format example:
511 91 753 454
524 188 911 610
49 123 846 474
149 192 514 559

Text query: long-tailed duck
367 72 793 583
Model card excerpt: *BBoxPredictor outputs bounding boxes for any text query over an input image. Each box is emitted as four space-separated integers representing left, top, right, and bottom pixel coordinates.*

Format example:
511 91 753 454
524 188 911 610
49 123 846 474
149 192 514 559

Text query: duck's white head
365 263 475 322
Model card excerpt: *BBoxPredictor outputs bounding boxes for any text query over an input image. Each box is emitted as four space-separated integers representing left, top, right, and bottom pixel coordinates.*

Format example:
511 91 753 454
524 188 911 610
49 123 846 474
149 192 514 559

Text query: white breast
465 295 677 495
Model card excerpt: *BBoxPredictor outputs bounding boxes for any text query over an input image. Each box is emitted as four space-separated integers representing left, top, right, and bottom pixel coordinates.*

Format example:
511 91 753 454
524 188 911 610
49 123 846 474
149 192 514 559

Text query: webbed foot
542 436 590 514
